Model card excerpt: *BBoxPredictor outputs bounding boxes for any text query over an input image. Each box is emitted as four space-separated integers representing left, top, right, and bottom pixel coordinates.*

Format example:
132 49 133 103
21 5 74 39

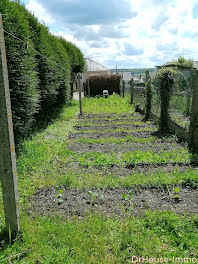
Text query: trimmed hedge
86 75 121 97
0 0 85 143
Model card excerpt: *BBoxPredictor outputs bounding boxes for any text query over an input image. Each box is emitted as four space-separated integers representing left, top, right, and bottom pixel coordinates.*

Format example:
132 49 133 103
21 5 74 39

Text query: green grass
122 148 190 165
0 95 198 263
39 168 198 190
82 93 134 114
57 148 190 169
1 212 197 263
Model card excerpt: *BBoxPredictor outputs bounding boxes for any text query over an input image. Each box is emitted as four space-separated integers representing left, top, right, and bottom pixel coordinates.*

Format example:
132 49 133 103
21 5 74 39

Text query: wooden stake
189 70 198 153
78 73 82 116
130 78 134 104
0 14 20 233
122 80 125 98
88 79 90 97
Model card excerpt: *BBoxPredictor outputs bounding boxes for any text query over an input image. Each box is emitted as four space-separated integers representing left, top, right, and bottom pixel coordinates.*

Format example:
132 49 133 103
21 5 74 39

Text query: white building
82 58 110 83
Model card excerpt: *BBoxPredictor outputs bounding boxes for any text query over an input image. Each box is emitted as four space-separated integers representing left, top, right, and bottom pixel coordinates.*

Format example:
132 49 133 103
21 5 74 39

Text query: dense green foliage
0 0 85 143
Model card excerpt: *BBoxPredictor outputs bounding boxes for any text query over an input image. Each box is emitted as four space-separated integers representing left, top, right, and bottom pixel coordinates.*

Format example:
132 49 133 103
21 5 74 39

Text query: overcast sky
21 0 198 69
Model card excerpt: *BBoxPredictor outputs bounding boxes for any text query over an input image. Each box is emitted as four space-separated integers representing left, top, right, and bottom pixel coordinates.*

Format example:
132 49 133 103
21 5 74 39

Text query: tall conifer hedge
0 0 85 143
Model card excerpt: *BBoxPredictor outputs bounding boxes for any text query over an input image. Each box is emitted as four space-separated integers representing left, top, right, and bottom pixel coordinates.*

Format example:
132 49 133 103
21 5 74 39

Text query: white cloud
25 0 198 68
26 0 54 24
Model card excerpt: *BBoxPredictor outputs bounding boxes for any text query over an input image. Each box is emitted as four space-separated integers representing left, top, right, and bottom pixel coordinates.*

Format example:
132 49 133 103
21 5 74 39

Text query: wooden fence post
78 73 82 116
122 80 125 98
88 79 90 97
119 78 122 96
145 70 152 121
189 70 198 153
186 71 193 117
0 14 20 233
130 78 134 104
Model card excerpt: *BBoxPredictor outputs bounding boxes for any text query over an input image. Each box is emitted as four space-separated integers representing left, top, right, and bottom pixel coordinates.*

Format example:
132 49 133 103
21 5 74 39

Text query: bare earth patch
29 186 198 219
67 141 184 154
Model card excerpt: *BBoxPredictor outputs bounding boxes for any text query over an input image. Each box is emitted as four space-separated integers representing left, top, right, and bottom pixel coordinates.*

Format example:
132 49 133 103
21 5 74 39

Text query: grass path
0 94 198 263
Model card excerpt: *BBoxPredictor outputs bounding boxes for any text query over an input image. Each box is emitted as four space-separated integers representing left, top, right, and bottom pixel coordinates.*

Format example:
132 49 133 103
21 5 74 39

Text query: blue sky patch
192 4 198 19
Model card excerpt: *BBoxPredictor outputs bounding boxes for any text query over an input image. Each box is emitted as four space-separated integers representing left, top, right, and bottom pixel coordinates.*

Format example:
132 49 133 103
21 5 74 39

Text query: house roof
133 77 145 84
156 61 196 70
122 72 132 81
85 58 109 72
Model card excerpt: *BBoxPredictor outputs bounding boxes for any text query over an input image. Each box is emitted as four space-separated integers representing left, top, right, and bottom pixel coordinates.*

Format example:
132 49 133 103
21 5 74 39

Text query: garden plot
2 96 198 262
30 110 198 217
31 186 198 219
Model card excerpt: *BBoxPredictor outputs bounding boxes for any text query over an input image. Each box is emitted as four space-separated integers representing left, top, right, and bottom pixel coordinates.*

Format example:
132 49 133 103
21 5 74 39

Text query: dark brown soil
67 141 184 154
79 113 133 119
74 124 156 132
69 130 158 139
30 186 198 219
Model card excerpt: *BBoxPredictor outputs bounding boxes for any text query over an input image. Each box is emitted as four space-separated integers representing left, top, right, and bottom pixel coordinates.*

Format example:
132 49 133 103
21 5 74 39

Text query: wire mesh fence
133 67 193 132
151 67 192 131
133 87 145 107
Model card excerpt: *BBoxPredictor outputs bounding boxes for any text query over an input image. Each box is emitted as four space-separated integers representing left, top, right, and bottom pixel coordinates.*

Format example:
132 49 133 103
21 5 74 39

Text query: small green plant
121 189 134 215
56 189 64 205
88 190 98 207
173 187 181 201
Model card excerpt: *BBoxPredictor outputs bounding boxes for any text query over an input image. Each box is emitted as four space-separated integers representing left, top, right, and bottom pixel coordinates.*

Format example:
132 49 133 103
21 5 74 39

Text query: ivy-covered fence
133 66 198 151
151 66 193 131
0 0 85 144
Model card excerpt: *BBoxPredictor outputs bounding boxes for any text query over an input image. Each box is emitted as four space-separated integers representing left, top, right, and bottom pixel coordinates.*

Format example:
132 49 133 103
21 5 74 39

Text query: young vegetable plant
121 189 134 215
173 187 181 202
88 190 98 207
56 189 64 205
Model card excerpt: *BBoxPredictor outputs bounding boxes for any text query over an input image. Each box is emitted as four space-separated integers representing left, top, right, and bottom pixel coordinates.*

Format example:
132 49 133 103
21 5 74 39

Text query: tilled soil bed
67 141 184 154
30 186 198 219
30 111 197 219
74 124 157 132
69 130 170 139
